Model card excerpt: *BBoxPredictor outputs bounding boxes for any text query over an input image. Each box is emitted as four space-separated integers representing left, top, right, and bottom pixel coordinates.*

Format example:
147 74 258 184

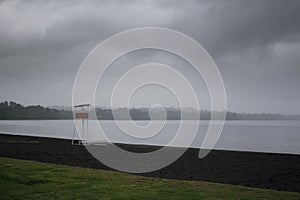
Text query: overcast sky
0 0 299 114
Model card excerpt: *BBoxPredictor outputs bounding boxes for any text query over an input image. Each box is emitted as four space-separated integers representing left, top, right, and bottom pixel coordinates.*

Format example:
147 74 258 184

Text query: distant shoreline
1 101 300 120
1 119 300 121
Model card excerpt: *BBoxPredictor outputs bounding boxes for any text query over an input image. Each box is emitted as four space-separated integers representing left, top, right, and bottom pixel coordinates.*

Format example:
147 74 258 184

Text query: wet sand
0 133 299 192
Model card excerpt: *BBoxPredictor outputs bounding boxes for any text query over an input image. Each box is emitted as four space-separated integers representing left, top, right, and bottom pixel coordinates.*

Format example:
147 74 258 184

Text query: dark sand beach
0 133 299 192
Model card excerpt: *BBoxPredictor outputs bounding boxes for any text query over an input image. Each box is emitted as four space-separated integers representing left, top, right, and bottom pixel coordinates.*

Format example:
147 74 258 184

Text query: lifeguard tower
72 104 90 145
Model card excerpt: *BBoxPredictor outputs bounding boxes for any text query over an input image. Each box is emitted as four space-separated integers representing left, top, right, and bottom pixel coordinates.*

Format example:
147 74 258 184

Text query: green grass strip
0 157 299 200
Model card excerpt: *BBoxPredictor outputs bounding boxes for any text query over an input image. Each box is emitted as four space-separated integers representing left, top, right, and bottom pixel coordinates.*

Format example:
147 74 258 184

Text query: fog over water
0 120 299 155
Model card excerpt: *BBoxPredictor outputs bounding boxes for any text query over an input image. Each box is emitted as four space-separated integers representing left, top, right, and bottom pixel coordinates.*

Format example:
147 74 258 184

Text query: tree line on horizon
0 101 72 120
0 101 299 120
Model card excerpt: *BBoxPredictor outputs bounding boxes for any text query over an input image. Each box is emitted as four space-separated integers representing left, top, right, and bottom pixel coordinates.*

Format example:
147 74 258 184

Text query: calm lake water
0 120 299 155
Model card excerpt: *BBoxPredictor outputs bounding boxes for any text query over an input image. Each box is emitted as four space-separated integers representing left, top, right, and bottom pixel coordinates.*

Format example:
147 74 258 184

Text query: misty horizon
1 100 300 116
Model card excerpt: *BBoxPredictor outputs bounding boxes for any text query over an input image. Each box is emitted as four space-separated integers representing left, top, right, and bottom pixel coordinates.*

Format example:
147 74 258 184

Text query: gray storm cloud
0 0 299 114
